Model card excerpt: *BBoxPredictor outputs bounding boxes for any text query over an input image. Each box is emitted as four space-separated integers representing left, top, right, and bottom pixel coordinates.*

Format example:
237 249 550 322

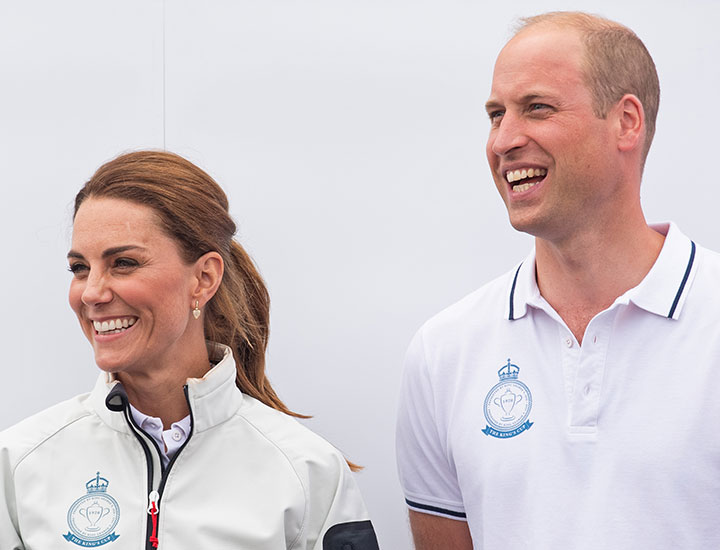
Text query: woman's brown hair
74 150 303 418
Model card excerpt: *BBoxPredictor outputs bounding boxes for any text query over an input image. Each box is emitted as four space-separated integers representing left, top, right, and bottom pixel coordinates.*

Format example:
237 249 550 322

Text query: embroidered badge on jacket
482 359 533 438
63 472 120 547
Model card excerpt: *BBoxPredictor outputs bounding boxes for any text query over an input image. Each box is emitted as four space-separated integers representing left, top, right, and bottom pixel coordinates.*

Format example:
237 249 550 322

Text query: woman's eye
68 263 88 276
114 258 139 269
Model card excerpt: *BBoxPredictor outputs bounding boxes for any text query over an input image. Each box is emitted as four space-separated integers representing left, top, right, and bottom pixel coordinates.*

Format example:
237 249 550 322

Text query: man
396 11 720 550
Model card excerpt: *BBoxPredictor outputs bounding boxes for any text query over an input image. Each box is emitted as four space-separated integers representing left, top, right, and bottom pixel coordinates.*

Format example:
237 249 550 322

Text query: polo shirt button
565 337 573 348
171 430 182 441
593 335 598 344
583 385 591 396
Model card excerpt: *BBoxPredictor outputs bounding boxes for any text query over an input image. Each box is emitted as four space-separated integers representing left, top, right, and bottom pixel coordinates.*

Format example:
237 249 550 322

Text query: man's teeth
506 167 546 183
93 318 136 334
513 182 537 193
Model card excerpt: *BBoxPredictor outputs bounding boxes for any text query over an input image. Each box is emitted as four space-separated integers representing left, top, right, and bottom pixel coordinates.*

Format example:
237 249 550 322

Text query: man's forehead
506 21 584 48
496 26 584 70
488 26 586 97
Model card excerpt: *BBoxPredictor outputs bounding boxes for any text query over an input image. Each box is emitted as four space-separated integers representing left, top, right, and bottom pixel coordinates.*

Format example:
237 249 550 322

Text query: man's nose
81 271 113 306
489 113 529 156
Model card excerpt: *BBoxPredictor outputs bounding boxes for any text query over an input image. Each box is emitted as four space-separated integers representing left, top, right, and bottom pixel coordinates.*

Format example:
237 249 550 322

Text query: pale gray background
1 1 718 548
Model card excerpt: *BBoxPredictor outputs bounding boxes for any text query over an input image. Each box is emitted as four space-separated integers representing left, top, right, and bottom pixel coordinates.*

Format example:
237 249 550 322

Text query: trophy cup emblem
495 388 523 420
63 472 120 547
482 359 534 438
79 501 110 532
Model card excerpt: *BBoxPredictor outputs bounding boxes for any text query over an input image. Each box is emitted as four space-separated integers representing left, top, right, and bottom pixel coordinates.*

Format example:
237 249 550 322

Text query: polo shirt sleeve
0 443 24 549
396 329 467 520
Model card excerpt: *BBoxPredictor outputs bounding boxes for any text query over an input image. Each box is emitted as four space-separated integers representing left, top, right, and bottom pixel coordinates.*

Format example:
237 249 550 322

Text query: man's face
485 26 620 242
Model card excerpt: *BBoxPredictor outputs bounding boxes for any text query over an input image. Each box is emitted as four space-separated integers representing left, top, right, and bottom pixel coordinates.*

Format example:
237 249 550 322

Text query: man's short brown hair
516 12 660 164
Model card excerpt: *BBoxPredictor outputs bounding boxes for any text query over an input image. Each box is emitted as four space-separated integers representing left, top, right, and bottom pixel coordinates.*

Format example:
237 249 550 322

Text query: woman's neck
117 343 211 429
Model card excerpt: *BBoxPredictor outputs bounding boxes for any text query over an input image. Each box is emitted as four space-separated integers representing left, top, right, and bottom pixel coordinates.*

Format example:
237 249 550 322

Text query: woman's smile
92 316 137 334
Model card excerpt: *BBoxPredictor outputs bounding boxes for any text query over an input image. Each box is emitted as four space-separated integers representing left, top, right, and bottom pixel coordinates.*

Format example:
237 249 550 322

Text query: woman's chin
92 353 132 374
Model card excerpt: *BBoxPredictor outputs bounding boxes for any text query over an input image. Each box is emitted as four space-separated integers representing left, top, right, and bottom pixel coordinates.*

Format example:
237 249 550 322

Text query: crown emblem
498 359 520 380
86 472 109 494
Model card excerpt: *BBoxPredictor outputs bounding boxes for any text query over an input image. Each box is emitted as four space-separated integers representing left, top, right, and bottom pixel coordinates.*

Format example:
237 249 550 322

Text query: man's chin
507 212 544 237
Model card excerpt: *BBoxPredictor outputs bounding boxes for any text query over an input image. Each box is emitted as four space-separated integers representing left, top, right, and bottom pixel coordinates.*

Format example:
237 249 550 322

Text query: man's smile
504 167 547 193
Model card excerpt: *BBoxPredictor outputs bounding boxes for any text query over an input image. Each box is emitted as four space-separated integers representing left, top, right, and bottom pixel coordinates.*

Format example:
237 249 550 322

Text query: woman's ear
191 251 224 307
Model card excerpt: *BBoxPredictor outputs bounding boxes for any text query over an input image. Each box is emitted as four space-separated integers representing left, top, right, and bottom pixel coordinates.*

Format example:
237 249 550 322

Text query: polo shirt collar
625 222 697 319
505 252 538 321
506 222 697 321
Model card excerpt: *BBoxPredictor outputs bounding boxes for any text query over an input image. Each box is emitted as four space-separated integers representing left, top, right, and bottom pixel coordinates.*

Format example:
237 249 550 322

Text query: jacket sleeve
305 450 380 550
0 444 24 550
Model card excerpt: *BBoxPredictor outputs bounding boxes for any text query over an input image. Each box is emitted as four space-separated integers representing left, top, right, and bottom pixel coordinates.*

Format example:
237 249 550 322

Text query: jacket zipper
117 385 195 549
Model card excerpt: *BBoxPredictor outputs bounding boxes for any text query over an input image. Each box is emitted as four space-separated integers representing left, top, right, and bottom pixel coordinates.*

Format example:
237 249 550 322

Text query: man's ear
191 251 224 307
615 93 645 153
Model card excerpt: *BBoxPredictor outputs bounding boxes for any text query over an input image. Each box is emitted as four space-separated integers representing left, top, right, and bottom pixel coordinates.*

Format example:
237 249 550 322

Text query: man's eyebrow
485 100 503 113
486 93 558 112
67 245 146 260
518 93 555 104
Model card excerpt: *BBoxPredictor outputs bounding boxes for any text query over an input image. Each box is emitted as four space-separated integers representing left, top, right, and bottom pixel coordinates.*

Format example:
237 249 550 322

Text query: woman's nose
81 271 113 306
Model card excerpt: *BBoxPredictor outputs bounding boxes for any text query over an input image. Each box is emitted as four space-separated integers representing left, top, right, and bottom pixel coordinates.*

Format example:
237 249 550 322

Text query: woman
0 151 379 549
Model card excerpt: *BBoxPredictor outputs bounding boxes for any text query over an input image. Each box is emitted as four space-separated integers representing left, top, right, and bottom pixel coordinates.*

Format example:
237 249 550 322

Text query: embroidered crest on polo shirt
482 359 533 438
63 472 120 547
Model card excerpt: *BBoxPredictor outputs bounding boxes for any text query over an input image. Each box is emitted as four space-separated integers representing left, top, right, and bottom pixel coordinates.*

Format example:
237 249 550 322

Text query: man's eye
529 103 550 112
488 110 505 123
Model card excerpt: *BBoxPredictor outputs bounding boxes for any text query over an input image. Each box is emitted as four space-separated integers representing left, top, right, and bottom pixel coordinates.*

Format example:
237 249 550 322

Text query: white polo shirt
396 223 720 549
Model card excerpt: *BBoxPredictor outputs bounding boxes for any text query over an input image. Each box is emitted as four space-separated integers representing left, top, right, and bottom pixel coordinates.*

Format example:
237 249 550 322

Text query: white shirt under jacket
0 342 377 549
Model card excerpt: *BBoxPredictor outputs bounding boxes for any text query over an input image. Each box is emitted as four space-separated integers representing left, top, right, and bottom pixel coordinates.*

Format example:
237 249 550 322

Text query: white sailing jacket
0 343 379 549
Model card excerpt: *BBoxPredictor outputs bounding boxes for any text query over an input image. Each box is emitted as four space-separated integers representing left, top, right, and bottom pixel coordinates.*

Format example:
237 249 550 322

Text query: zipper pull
147 490 160 548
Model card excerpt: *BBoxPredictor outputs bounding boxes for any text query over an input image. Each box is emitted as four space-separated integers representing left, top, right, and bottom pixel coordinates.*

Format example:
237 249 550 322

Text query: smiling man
396 12 720 550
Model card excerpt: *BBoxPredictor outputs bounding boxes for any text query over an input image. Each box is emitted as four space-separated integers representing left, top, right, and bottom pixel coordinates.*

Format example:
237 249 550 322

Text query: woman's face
68 197 199 376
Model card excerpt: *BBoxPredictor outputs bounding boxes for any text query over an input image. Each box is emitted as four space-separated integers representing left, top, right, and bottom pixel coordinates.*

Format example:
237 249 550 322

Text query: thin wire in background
162 0 166 149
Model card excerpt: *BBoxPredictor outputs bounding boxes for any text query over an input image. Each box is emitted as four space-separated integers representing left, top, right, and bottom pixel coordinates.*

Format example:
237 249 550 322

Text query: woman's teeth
93 318 136 334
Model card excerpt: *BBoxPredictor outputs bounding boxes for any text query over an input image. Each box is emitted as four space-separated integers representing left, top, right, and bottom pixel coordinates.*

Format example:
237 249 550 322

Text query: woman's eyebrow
66 245 147 260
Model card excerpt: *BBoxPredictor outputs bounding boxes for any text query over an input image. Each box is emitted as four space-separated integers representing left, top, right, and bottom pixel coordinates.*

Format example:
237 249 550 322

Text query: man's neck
534 216 665 344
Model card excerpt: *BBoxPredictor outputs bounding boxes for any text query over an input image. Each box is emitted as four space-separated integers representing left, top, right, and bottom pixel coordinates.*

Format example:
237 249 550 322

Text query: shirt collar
625 222 697 319
506 222 698 321
505 249 539 321
128 404 191 437
185 341 243 433
90 341 243 433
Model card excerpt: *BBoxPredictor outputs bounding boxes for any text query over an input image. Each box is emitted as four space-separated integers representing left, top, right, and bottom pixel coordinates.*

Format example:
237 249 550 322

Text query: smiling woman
68 198 209 390
0 151 379 550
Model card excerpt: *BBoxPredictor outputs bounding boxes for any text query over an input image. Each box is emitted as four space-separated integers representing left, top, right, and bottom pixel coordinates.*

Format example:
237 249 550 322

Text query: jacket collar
89 342 243 433
506 222 698 321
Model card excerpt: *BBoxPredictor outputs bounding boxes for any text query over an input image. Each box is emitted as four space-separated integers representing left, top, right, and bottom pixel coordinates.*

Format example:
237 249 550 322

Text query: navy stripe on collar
668 240 696 319
508 262 523 320
405 499 467 519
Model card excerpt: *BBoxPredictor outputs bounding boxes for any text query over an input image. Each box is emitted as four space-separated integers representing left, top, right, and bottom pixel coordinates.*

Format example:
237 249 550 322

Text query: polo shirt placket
509 222 697 436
